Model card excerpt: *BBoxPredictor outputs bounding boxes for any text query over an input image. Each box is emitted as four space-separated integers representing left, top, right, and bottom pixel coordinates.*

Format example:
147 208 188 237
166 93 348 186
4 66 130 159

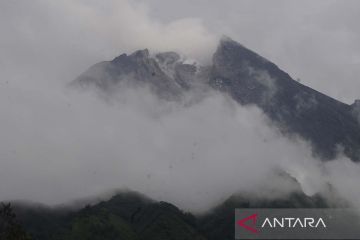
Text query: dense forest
1 190 334 240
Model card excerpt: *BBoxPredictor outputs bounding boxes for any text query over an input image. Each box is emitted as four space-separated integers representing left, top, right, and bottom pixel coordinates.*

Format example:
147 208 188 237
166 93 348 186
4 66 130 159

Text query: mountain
72 36 360 162
198 192 331 240
8 37 358 239
210 37 360 161
12 189 335 240
352 99 360 123
10 172 345 240
72 49 203 100
13 192 206 240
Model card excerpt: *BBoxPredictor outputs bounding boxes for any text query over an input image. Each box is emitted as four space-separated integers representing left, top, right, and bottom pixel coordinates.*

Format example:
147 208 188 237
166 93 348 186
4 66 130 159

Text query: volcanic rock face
155 51 199 90
352 100 360 120
72 37 360 161
74 49 201 100
210 37 360 161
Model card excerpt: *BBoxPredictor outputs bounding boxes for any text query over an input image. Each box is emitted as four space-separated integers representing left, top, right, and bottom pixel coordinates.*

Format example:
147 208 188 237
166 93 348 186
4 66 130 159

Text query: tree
0 203 32 240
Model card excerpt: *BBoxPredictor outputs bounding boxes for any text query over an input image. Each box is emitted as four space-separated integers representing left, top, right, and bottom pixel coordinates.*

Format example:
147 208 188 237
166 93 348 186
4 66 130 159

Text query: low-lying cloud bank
1 79 360 212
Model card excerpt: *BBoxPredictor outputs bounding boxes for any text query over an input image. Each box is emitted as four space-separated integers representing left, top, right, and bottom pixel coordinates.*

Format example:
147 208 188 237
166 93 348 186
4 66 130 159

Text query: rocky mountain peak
210 37 360 161
130 49 150 59
351 99 360 121
218 35 246 51
352 99 360 108
216 36 267 62
72 37 360 162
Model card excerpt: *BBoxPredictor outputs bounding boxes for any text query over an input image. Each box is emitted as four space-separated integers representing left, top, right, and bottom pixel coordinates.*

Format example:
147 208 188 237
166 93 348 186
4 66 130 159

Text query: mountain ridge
12 188 337 240
72 36 360 161
210 37 360 161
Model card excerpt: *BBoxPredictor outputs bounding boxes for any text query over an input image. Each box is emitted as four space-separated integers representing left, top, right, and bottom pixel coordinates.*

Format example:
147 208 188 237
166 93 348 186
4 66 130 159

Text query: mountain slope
12 189 339 240
14 192 206 240
198 192 331 240
71 36 360 161
210 37 360 161
72 49 200 100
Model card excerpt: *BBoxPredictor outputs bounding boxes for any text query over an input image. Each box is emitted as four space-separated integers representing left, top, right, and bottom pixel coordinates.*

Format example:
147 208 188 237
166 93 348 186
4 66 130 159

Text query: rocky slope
210 37 360 161
72 37 360 161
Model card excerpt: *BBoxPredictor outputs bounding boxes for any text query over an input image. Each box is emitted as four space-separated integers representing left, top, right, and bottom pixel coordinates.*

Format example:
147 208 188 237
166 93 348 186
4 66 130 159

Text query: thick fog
1 79 359 212
1 0 360 212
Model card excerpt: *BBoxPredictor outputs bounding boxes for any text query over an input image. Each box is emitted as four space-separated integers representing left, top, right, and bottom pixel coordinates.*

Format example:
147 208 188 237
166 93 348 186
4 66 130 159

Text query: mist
0 77 359 212
1 0 360 213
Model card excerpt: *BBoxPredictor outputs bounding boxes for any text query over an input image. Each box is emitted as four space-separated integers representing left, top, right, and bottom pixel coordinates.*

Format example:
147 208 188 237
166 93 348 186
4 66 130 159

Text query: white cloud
1 80 360 212
141 0 360 103
1 0 360 213
0 0 216 87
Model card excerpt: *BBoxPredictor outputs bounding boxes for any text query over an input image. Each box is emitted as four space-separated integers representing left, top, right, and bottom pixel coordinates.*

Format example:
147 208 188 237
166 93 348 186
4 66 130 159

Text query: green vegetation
7 191 334 240
0 203 32 240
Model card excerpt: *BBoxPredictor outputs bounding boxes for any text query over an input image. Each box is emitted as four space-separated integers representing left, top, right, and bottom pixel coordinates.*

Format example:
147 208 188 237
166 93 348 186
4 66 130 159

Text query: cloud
2 0 359 101
1 0 360 213
1 78 360 212
0 0 216 87
141 0 360 103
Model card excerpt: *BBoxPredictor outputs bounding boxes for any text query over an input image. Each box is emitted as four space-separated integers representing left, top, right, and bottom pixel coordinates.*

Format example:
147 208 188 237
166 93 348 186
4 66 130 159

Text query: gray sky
1 0 360 103
1 0 360 211
141 0 360 103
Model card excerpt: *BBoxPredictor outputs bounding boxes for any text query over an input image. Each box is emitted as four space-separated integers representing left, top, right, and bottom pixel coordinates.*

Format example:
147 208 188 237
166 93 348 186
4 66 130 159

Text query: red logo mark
237 214 259 234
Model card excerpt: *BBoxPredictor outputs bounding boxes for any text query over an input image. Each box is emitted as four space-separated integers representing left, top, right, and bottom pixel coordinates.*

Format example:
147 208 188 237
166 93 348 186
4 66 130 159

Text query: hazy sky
141 0 360 103
1 0 360 211
1 0 360 102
